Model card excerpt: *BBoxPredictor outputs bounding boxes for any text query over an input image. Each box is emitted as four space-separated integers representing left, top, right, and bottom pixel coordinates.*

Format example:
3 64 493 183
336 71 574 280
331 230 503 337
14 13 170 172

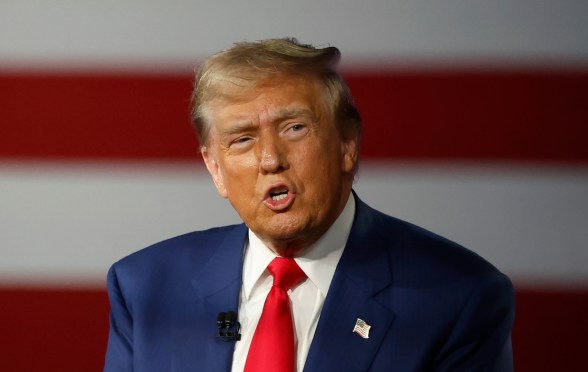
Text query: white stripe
0 162 240 286
1 1 587 71
1 161 587 287
356 162 588 288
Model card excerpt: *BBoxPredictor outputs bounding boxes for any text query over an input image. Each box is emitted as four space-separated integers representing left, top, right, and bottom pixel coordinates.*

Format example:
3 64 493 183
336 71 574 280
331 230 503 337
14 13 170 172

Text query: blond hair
191 38 361 147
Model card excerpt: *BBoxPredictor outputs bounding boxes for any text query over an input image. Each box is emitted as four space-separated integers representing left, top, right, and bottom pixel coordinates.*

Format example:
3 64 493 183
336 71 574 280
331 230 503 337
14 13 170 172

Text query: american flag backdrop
1 1 587 371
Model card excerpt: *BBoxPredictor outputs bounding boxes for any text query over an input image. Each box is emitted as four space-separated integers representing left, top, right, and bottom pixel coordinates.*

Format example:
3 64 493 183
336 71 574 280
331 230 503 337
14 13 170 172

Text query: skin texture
201 75 357 257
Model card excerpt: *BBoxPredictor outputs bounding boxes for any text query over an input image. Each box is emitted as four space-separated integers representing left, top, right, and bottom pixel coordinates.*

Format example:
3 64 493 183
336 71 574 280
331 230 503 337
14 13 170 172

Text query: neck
263 238 312 258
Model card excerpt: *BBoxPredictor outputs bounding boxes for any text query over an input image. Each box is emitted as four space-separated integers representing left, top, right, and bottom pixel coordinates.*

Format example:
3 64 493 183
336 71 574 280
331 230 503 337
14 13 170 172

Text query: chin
260 224 302 242
253 214 306 240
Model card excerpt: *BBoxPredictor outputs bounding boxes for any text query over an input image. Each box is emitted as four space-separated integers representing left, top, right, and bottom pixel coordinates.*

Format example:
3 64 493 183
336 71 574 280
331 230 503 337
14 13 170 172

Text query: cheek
292 152 338 194
222 156 259 190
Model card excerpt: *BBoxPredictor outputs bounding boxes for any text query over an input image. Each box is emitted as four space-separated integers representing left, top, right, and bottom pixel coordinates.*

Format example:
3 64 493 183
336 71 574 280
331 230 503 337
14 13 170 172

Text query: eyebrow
218 105 319 139
274 107 318 123
219 121 258 138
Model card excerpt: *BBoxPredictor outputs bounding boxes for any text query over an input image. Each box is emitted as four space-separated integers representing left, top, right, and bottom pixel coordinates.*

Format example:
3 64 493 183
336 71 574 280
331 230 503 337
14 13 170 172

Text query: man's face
202 75 357 256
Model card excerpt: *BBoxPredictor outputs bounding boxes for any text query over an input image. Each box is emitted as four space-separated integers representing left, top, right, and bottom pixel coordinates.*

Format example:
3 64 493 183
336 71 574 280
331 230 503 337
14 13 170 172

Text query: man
105 38 515 371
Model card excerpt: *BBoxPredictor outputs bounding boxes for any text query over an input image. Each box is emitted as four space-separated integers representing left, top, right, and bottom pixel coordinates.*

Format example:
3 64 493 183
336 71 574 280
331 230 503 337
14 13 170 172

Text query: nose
257 131 288 174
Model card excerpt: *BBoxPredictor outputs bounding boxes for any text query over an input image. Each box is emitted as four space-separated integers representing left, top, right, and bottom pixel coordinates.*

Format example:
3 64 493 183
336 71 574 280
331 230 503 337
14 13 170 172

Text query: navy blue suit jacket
105 195 515 371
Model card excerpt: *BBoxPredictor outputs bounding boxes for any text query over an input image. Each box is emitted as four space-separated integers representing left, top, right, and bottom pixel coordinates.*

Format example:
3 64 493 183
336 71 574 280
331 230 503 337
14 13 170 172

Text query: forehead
207 75 326 123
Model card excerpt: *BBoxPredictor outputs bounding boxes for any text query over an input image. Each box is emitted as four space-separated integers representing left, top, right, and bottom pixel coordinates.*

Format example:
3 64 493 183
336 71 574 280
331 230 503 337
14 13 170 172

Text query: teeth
271 193 288 201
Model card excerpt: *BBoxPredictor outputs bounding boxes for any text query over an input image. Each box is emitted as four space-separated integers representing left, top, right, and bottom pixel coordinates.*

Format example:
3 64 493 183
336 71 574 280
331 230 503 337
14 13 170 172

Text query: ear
201 146 228 198
340 135 358 174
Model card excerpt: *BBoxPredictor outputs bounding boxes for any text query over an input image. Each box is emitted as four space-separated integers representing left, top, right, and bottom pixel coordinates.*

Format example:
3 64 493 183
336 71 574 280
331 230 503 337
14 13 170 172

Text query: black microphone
217 311 241 341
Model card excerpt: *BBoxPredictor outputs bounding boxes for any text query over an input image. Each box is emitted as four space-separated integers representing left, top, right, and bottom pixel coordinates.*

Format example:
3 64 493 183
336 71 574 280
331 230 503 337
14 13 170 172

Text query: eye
234 137 252 144
291 124 305 132
228 136 254 151
283 122 308 138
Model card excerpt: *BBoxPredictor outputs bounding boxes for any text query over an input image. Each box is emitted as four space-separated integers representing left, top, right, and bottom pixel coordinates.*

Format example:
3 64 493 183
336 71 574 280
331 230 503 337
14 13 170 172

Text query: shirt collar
242 194 355 299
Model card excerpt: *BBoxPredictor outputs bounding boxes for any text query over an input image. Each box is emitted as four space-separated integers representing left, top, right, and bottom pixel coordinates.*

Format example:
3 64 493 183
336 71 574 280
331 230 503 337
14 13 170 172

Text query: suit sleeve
433 272 516 372
104 264 134 371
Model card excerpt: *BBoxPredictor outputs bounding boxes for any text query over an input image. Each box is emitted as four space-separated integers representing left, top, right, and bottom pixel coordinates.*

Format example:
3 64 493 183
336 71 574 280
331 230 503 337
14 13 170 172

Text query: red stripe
513 288 588 371
1 70 587 162
348 69 588 162
1 287 586 371
1 73 197 160
1 287 109 370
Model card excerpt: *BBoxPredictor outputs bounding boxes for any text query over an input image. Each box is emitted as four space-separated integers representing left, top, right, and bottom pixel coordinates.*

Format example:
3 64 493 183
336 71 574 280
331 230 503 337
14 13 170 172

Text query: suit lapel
173 224 248 372
304 196 396 372
190 224 248 301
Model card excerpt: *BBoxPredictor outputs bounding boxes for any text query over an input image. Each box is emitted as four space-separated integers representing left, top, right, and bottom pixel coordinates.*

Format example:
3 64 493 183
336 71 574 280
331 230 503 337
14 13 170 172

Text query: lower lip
263 192 295 211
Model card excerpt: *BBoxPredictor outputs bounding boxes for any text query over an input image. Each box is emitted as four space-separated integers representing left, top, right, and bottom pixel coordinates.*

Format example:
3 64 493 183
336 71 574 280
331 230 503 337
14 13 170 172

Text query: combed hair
191 37 362 148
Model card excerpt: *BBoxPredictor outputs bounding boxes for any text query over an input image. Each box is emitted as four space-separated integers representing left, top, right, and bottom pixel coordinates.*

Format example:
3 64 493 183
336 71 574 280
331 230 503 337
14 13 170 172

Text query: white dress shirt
231 195 355 372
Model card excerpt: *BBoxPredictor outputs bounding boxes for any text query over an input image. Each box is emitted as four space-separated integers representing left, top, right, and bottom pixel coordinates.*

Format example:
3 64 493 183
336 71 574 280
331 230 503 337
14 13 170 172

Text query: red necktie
244 257 306 372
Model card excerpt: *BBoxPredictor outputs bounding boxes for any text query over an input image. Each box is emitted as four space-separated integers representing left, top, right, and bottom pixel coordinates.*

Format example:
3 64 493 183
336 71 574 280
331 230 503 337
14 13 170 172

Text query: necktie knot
268 257 306 292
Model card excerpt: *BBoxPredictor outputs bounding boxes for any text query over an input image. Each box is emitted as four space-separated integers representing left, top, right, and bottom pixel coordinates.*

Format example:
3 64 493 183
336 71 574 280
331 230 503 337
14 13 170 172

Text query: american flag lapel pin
353 318 371 339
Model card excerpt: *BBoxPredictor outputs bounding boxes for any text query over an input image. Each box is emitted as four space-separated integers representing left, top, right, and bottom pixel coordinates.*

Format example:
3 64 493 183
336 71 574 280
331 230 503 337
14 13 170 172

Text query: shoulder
107 224 247 290
116 224 245 266
351 196 515 368
354 195 512 290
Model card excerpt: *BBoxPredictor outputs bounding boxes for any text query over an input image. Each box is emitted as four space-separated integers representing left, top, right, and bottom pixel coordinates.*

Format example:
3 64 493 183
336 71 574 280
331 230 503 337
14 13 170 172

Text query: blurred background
1 1 587 370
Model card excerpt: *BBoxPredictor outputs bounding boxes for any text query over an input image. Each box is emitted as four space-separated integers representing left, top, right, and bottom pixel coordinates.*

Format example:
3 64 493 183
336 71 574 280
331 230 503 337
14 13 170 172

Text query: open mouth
269 188 289 201
264 185 295 210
